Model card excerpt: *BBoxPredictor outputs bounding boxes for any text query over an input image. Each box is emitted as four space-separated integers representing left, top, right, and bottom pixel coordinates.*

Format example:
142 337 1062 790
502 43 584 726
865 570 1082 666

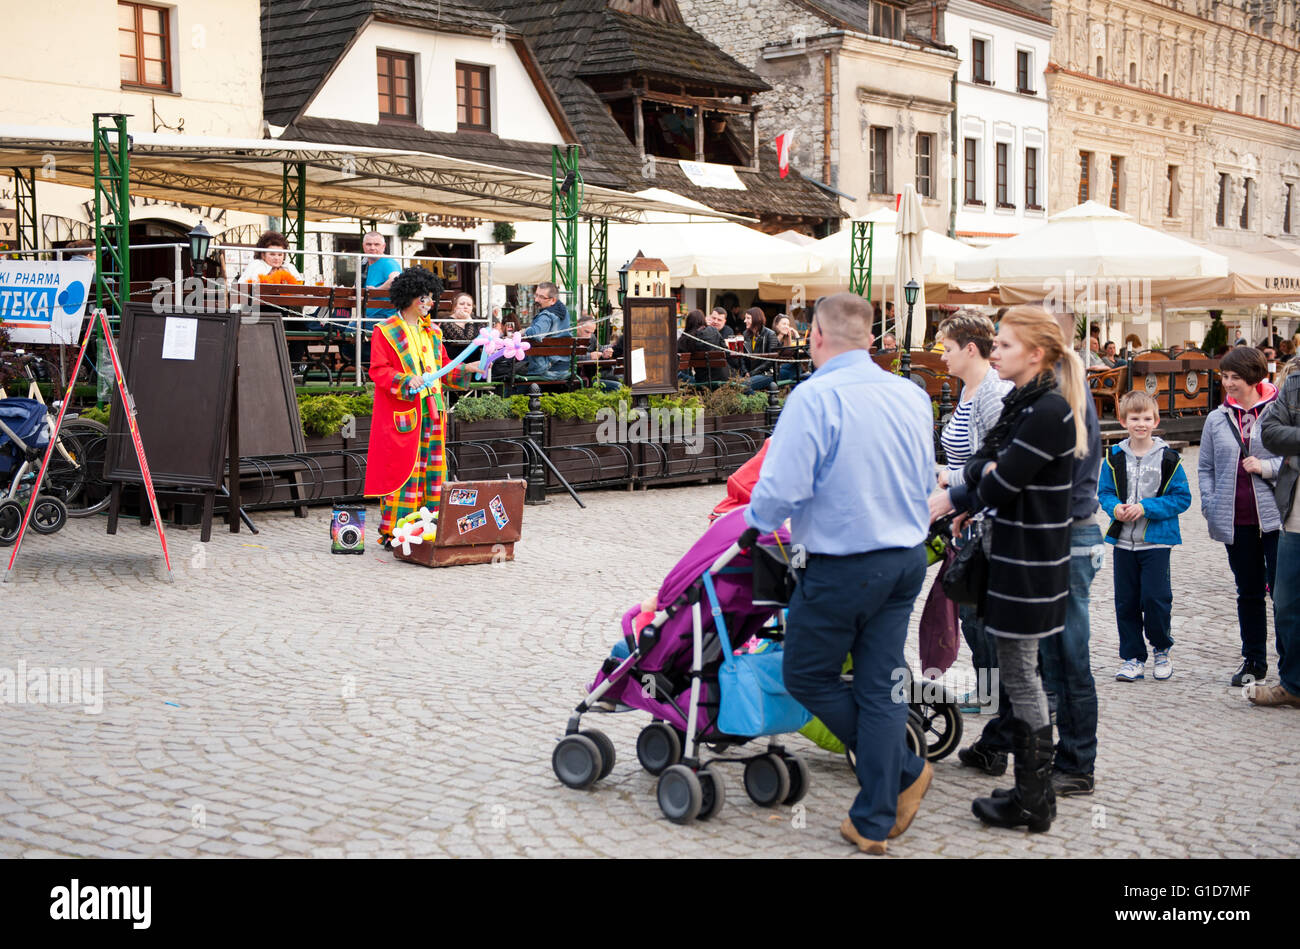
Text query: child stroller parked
554 510 812 824
0 397 68 545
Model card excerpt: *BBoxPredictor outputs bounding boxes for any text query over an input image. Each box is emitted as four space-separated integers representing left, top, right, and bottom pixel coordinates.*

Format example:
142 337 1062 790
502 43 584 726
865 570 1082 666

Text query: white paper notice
162 316 198 361
630 347 647 384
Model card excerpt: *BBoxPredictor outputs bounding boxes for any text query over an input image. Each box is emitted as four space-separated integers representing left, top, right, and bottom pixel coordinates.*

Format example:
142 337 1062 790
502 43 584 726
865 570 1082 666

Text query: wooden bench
511 338 581 391
677 351 732 387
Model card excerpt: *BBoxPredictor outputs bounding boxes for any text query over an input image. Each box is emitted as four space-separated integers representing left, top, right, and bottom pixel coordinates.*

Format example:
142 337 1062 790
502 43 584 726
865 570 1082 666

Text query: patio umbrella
955 201 1228 349
757 207 975 303
894 184 926 350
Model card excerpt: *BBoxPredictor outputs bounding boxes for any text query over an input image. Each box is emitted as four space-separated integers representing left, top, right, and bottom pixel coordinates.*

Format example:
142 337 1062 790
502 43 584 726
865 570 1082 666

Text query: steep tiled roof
578 9 770 93
261 0 514 127
478 0 841 223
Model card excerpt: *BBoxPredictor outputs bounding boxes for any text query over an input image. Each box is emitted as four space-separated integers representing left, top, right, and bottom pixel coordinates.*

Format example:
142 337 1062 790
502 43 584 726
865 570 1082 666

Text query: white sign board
0 260 95 344
161 316 198 361
678 161 747 191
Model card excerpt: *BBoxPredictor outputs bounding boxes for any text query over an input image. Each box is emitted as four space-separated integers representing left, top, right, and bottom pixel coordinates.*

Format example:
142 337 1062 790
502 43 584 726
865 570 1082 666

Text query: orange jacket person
364 267 474 544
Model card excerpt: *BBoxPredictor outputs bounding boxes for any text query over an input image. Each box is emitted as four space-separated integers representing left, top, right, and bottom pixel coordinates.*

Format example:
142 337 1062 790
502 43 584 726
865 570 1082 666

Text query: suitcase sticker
489 495 509 529
457 509 487 534
448 488 478 506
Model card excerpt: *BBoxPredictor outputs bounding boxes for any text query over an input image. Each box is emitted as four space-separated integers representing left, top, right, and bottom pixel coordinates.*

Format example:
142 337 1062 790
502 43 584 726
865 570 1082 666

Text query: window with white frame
869 126 891 194
964 138 983 205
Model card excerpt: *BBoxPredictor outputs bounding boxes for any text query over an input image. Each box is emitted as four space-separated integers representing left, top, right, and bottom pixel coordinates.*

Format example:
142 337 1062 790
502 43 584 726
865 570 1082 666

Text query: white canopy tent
757 207 977 306
954 202 1230 347
492 191 815 291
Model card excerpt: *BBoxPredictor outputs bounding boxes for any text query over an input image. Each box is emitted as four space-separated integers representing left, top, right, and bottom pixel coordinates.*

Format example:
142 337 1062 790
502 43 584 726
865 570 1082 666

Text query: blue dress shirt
744 349 934 555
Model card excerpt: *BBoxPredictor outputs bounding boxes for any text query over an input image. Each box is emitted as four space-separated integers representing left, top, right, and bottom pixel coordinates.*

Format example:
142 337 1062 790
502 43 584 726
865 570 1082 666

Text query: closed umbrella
894 184 926 355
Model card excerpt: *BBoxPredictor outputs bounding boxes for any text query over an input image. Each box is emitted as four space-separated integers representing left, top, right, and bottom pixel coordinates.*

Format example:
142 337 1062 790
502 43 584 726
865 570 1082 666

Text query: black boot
989 777 1057 819
957 742 1008 776
972 720 1054 832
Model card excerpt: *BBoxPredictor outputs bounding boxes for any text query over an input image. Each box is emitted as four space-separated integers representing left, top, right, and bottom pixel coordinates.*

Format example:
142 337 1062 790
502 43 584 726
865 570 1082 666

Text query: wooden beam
633 93 645 158
695 107 705 163
601 87 757 114
751 105 761 171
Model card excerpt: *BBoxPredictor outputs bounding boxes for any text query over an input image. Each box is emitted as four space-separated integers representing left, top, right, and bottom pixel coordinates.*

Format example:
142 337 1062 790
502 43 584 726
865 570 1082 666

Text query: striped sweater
963 386 1077 640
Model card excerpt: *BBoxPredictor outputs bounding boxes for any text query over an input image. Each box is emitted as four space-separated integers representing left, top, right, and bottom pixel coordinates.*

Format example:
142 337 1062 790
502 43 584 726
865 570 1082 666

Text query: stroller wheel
580 729 616 780
697 768 725 821
30 496 67 536
779 752 810 806
0 500 22 547
743 754 790 808
909 697 964 761
657 765 702 824
636 723 682 776
552 734 603 790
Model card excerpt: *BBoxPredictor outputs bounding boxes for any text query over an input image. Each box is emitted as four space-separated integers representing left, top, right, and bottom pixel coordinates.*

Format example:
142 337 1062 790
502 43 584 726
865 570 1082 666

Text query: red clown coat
363 316 462 498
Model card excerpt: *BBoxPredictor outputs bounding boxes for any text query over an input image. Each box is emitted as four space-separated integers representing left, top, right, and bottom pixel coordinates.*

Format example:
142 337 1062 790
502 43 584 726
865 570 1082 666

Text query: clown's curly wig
388 266 444 313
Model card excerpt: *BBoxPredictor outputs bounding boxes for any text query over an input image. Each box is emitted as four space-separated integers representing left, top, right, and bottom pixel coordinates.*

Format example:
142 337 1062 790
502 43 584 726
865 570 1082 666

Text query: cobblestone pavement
0 445 1295 858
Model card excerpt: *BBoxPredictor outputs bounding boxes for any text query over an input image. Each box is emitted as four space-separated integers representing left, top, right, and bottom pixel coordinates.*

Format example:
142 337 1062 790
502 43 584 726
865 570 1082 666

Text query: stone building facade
1045 0 1300 245
678 0 959 232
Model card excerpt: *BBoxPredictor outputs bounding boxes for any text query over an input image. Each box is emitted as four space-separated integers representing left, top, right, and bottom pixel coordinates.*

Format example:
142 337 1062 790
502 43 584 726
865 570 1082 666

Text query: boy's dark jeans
1224 528 1280 666
1113 546 1174 662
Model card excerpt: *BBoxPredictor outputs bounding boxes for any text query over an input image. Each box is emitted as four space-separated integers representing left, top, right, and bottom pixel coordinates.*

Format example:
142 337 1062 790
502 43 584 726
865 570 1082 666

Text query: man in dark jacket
1254 366 1300 706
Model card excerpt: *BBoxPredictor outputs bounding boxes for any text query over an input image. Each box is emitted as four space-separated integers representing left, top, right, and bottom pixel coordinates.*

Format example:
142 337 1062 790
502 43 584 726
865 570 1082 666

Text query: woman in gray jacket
1198 346 1283 687
936 311 1014 748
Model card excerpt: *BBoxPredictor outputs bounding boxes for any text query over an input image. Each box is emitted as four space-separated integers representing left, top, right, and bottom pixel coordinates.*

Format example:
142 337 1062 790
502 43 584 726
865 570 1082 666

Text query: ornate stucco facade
1045 0 1300 245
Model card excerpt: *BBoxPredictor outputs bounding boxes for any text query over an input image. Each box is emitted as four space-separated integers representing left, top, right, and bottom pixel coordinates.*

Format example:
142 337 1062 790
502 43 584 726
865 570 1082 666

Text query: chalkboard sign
106 305 240 490
622 297 678 395
235 316 306 457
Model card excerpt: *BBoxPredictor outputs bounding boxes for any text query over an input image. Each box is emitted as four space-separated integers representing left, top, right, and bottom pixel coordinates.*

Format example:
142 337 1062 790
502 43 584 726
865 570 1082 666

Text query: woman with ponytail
930 305 1088 833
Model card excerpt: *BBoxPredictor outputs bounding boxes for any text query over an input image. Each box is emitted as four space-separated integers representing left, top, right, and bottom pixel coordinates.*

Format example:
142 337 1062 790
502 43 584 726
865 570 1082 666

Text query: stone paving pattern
1 446 1296 858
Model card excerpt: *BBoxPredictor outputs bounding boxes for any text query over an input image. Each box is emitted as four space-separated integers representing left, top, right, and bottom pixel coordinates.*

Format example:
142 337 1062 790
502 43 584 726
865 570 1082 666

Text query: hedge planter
448 418 527 482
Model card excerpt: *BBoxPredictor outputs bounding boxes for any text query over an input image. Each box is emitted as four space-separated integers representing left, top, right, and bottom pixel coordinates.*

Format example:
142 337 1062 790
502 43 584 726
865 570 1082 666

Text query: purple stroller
553 509 811 824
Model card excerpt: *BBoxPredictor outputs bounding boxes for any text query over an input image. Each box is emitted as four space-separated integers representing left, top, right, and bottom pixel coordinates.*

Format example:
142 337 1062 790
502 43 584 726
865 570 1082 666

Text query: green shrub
1202 314 1228 354
79 404 111 426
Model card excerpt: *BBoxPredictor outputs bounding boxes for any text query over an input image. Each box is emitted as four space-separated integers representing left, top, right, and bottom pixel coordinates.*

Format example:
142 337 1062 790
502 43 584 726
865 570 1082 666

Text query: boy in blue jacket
1098 391 1193 681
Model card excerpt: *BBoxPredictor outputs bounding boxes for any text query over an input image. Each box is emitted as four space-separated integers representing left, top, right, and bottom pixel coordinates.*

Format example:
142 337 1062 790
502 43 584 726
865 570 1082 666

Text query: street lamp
617 259 630 309
901 278 919 379
188 222 212 280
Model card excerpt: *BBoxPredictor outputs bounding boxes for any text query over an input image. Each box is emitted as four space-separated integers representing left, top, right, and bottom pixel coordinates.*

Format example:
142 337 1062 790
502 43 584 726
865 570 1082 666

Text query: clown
364 267 478 544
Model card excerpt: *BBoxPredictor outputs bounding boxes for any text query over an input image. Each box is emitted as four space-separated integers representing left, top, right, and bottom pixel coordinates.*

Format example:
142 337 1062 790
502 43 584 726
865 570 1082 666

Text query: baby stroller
0 397 68 545
554 510 812 824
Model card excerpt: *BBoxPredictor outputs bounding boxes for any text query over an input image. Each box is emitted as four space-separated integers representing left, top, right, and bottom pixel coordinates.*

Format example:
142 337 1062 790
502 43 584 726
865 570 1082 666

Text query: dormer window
377 50 416 122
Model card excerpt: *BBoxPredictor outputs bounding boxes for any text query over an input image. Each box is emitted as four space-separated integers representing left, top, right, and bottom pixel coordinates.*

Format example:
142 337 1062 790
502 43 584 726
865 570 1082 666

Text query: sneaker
1115 659 1145 682
1051 770 1095 797
1231 660 1268 688
1152 649 1172 680
955 691 983 715
957 742 1008 776
1247 683 1300 708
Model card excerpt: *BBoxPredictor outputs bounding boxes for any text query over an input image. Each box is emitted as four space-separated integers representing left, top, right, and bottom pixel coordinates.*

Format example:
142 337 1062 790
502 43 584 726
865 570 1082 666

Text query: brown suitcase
391 478 525 567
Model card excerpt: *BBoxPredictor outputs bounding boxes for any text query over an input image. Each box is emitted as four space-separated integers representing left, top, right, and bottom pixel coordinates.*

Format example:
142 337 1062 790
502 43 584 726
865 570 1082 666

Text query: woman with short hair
237 231 303 285
1199 345 1283 686
440 292 481 342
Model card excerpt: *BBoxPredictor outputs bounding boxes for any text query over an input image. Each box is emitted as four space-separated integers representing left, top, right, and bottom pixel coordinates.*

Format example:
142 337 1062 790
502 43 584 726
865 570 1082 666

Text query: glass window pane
142 6 163 32
145 59 164 84
394 58 407 79
143 34 164 59
120 56 138 82
119 3 136 28
120 29 138 56
378 75 390 96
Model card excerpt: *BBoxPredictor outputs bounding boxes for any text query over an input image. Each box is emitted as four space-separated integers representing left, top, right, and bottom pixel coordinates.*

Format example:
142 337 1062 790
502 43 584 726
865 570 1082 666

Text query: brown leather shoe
1248 683 1300 708
840 817 887 854
889 760 934 839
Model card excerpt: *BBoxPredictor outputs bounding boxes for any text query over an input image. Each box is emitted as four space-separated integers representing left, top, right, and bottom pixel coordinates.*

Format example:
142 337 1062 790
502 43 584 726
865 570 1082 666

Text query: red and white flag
775 129 795 178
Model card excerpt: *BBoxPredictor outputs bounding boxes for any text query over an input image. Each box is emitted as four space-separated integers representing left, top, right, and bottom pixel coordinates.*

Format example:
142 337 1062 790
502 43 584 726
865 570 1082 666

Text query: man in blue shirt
522 282 572 380
744 292 935 855
346 231 402 365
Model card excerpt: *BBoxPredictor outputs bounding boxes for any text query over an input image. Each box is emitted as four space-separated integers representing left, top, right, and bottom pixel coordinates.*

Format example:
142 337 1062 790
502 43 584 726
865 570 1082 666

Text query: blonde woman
930 305 1089 834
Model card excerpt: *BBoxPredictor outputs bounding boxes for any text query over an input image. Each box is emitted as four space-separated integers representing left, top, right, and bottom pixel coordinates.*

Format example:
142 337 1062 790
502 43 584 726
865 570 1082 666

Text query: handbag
751 540 797 606
940 511 991 606
702 573 811 737
919 549 962 674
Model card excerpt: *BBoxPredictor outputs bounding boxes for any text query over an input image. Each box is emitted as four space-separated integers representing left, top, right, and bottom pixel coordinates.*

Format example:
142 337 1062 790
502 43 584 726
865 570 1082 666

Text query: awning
0 126 730 225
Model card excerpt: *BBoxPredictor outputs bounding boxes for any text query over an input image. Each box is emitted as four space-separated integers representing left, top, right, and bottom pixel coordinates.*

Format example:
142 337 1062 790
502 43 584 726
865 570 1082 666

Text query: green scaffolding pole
848 220 873 301
92 113 131 407
11 167 38 253
588 215 609 344
282 162 306 272
551 144 581 330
